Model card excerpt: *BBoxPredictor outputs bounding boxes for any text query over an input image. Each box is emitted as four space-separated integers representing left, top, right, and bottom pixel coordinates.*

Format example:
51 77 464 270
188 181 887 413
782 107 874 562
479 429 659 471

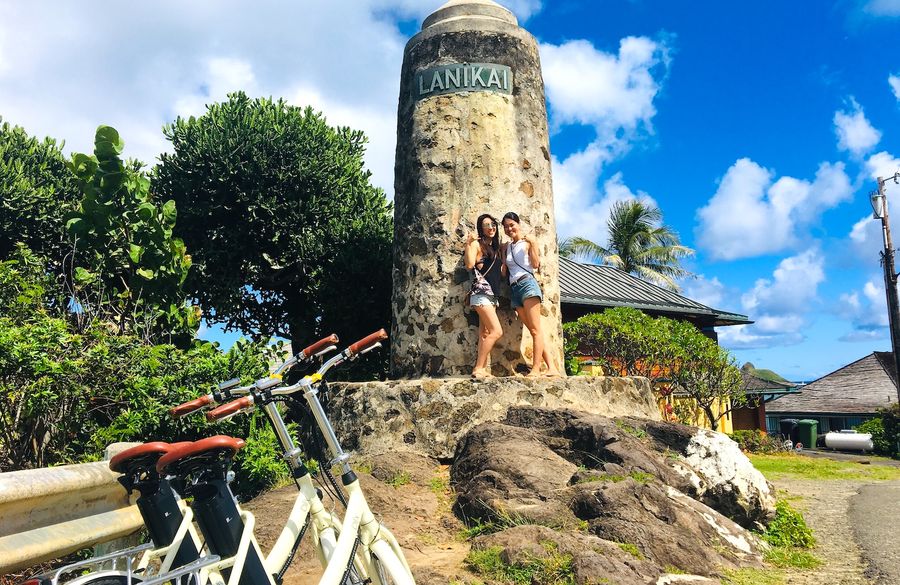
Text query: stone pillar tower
391 0 563 378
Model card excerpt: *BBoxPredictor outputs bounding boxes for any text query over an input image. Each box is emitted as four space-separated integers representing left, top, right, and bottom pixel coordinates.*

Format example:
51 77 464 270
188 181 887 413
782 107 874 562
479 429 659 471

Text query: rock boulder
452 407 768 579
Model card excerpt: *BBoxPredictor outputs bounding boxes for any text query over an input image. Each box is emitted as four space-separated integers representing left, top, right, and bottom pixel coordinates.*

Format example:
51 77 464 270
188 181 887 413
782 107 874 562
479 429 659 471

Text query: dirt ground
243 453 475 584
243 454 900 585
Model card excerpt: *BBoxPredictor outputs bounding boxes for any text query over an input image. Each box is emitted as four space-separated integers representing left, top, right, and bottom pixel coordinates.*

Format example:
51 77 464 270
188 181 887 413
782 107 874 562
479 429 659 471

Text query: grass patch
721 568 784 585
749 453 900 481
429 475 449 495
663 565 686 574
763 546 821 569
762 501 815 548
385 470 411 487
465 542 576 585
753 500 821 569
615 542 644 560
615 421 647 439
354 460 373 475
575 470 654 485
458 507 582 540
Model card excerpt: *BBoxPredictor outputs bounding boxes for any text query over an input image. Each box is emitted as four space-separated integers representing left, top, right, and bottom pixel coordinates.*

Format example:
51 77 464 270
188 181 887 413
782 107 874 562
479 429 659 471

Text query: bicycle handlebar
170 395 213 418
300 334 340 359
206 396 254 422
347 329 388 357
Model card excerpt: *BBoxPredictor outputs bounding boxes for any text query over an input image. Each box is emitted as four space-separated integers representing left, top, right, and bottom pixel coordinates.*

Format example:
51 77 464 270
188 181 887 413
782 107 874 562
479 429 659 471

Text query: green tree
0 246 285 497
560 200 694 291
565 307 745 429
0 119 81 265
66 126 197 345
154 92 393 361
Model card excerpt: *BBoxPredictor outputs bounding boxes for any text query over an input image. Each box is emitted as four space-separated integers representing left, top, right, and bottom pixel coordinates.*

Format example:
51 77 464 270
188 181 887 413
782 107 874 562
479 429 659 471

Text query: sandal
471 368 492 379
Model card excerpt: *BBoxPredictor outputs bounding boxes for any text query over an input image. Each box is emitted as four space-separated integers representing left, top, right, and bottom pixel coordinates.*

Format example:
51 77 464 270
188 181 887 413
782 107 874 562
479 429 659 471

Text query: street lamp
870 171 900 403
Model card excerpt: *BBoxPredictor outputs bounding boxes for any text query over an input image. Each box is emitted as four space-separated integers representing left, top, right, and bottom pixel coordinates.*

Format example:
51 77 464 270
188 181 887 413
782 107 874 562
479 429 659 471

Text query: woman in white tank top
500 212 561 377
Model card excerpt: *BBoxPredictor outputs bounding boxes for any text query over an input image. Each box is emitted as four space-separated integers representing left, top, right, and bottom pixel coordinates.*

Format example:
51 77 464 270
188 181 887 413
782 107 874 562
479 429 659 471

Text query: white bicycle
206 329 415 585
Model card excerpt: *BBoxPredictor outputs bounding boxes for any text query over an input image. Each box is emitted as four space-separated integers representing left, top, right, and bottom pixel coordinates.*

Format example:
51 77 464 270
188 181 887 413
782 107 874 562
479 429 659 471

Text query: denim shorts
510 275 542 309
470 293 499 307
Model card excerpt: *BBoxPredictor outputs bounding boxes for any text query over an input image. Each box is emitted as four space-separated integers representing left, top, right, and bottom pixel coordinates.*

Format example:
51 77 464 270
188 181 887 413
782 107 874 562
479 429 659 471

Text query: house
766 351 899 433
559 257 751 341
735 363 799 432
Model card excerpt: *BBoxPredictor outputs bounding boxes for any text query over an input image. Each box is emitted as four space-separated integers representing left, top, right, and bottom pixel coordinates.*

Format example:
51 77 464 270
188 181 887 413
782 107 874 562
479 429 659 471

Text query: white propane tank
824 431 874 452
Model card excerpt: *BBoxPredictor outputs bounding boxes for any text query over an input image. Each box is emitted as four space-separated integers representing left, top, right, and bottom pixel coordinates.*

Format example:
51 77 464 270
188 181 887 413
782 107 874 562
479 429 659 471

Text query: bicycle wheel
369 541 415 585
66 573 143 585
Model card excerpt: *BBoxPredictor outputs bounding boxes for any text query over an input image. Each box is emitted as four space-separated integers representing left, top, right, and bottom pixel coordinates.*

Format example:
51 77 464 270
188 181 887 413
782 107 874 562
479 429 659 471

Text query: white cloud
552 155 656 243
865 151 900 180
681 275 726 310
834 99 882 156
742 249 825 316
174 58 259 119
890 74 900 101
844 151 900 260
541 35 670 242
696 159 852 260
541 36 668 145
863 0 900 16
718 250 824 350
717 324 803 350
0 0 419 191
835 277 892 340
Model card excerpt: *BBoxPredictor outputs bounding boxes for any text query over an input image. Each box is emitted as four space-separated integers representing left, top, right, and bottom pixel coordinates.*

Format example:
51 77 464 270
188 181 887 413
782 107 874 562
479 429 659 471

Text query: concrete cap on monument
421 0 518 29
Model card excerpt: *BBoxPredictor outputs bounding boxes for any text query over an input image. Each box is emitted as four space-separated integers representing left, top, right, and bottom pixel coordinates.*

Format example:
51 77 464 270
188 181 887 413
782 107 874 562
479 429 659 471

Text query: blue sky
1 0 899 381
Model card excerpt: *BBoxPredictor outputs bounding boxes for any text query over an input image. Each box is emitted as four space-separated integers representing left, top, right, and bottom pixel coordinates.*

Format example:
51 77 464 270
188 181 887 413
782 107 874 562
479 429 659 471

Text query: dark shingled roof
559 257 750 327
767 352 899 415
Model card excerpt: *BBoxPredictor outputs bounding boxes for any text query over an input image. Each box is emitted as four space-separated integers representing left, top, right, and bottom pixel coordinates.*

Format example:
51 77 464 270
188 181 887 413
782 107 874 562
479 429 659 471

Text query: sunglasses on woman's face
482 223 497 229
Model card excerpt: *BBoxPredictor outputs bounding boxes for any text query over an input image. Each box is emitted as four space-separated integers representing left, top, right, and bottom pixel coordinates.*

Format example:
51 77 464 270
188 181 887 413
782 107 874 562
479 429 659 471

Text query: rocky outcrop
615 416 777 530
327 376 659 459
451 407 769 580
501 408 776 530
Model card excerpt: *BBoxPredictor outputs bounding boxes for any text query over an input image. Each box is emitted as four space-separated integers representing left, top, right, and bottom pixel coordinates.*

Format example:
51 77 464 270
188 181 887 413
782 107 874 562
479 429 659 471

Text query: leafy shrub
0 248 283 499
763 501 815 549
565 307 746 429
0 119 81 265
854 418 890 455
879 403 900 458
730 430 778 454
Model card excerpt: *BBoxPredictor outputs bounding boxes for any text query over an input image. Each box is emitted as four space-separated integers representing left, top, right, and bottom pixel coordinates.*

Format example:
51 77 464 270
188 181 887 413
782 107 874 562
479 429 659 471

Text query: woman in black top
464 214 503 378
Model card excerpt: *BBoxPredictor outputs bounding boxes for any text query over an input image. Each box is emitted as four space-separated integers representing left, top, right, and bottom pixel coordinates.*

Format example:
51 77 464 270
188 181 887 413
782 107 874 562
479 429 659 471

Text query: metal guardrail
0 443 144 574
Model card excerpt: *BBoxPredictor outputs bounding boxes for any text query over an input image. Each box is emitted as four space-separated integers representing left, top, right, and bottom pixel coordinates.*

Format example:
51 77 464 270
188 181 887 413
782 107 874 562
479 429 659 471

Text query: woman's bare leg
474 305 502 373
517 297 544 375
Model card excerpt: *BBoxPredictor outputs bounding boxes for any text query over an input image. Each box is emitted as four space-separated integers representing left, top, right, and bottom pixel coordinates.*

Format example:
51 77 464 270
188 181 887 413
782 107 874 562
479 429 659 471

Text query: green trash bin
796 419 818 449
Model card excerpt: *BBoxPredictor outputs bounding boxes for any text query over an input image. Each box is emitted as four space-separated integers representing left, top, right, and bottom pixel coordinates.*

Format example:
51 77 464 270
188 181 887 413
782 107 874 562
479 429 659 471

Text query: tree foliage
154 93 393 361
0 246 284 498
565 307 745 429
559 200 694 291
66 126 198 345
0 119 81 265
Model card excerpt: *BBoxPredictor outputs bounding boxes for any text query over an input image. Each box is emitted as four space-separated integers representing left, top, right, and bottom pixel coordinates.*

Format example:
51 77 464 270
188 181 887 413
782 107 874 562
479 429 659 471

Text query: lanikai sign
414 63 513 100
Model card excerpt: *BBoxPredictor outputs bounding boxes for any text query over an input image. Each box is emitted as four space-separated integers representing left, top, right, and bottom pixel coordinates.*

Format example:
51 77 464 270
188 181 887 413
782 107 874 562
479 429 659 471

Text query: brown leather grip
169 395 213 418
206 397 254 421
348 329 388 356
300 334 339 358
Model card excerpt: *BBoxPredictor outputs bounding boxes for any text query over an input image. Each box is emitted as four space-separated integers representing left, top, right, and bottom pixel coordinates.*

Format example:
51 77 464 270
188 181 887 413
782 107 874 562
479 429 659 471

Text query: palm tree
559 200 694 291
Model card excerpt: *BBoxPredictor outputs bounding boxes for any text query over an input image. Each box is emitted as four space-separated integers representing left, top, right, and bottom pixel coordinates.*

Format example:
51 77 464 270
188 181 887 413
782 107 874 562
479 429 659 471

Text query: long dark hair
476 213 500 253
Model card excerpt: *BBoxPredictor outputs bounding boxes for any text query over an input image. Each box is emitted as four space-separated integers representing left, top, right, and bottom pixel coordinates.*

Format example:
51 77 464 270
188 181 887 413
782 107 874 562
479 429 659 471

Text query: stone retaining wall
327 375 659 459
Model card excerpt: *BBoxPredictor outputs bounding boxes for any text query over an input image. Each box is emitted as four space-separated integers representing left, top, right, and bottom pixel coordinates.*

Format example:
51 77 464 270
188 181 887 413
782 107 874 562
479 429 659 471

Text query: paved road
849 481 900 584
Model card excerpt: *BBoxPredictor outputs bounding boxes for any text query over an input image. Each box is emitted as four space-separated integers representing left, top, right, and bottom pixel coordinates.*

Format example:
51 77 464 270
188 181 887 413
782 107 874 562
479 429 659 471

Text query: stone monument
391 0 563 378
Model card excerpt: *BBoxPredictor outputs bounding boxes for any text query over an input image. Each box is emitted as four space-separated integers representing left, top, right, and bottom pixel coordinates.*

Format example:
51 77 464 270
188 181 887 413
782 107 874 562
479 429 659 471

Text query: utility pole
871 172 900 403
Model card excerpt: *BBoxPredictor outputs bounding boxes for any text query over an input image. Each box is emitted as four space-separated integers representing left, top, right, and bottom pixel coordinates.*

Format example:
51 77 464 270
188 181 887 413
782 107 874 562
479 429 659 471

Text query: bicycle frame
208 329 415 585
